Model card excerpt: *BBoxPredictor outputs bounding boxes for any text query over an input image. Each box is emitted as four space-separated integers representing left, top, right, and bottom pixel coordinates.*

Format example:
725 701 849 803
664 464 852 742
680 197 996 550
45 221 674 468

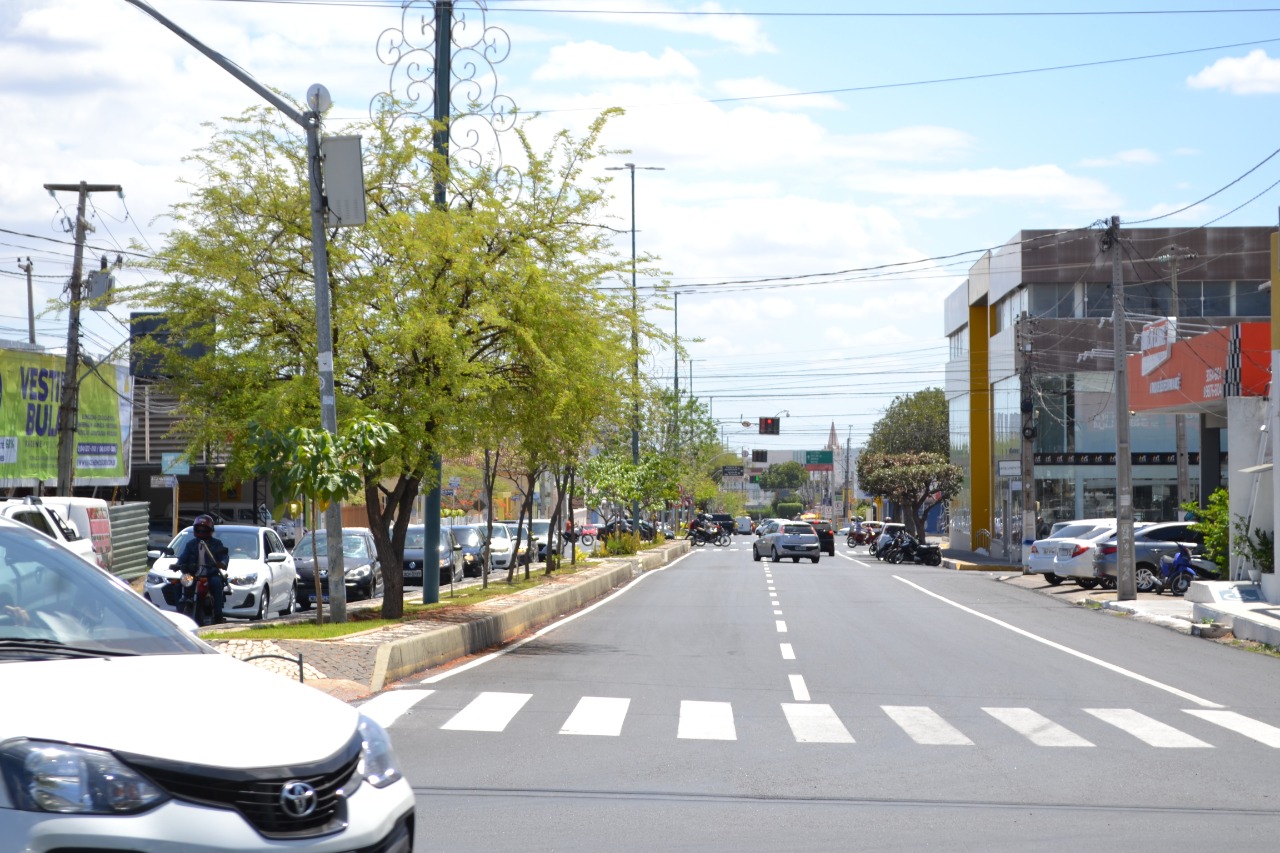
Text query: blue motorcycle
1154 545 1220 596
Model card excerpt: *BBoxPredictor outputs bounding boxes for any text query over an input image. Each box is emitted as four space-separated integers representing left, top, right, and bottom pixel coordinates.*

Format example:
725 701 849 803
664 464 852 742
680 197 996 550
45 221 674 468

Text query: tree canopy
866 388 949 456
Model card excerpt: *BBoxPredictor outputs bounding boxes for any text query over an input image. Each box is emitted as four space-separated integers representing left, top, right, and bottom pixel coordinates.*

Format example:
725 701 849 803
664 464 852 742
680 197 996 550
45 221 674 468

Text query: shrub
1182 488 1230 572
603 532 640 556
775 501 803 519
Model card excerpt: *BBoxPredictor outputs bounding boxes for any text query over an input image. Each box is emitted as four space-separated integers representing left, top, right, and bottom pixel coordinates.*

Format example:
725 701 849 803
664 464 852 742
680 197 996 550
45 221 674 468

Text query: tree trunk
365 473 419 620
482 448 498 590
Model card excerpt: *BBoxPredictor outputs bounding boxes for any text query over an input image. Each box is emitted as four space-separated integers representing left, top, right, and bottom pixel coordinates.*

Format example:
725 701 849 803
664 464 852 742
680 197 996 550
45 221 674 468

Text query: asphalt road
363 539 1280 851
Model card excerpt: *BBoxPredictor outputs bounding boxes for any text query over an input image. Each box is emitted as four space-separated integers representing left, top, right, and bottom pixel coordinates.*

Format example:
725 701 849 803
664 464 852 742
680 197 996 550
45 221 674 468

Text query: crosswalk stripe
441 692 532 732
360 689 434 728
983 707 1093 747
783 703 855 743
1085 708 1212 747
1185 710 1280 747
883 705 973 745
560 696 631 737
678 700 736 740
789 674 810 701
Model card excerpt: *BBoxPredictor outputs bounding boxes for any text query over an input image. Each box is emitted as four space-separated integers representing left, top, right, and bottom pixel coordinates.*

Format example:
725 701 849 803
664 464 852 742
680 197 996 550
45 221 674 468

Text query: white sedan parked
1048 523 1129 588
1026 520 1113 585
145 524 298 621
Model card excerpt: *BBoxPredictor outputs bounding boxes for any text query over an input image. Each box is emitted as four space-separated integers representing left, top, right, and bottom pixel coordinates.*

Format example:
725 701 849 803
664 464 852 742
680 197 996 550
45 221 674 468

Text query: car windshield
0 526 207 657
489 524 511 541
1087 527 1118 541
454 527 483 547
783 524 814 535
168 528 262 560
294 531 369 559
531 521 551 537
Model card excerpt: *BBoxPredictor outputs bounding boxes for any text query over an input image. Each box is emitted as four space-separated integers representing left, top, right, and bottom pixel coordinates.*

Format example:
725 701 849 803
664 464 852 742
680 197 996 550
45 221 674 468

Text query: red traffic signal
759 416 780 435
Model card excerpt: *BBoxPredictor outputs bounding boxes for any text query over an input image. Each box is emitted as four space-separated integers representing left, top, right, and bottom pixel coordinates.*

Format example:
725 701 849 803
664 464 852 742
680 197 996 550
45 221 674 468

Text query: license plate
309 594 329 603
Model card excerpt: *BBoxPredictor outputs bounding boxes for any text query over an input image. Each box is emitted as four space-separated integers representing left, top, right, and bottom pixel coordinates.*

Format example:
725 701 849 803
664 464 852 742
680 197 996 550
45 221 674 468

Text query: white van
39 496 113 570
0 498 99 566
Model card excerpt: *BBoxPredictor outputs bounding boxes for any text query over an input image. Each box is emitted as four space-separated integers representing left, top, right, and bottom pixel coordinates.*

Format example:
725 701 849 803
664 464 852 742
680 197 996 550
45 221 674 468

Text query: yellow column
969 304 993 547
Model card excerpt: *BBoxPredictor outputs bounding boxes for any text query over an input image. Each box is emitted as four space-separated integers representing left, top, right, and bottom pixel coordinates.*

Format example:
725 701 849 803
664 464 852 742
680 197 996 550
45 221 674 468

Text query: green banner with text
0 349 132 486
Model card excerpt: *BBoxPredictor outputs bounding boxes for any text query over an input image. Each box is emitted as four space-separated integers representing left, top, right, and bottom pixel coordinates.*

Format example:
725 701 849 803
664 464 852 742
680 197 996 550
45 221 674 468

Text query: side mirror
453 543 463 551
266 552 287 563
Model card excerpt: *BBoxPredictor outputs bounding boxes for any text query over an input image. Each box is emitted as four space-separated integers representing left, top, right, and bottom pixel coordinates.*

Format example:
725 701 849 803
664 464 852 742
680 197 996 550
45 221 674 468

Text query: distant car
1026 519 1113 585
735 516 754 536
145 524 297 621
401 525 464 586
0 498 98 567
1048 522 1147 589
1093 521 1206 592
809 519 836 556
450 525 491 576
0 517 416 852
293 528 381 609
754 521 820 563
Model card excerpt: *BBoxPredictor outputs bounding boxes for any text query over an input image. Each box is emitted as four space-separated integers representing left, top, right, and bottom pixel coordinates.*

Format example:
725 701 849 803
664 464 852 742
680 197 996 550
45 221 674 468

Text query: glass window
1126 281 1171 317
1235 280 1270 316
1175 281 1202 317
1031 283 1076 318
1201 281 1231 315
1084 283 1112 318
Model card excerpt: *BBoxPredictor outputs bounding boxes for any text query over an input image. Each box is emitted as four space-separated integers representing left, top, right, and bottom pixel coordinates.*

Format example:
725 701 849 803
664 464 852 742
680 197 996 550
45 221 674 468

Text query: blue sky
4 1 1280 453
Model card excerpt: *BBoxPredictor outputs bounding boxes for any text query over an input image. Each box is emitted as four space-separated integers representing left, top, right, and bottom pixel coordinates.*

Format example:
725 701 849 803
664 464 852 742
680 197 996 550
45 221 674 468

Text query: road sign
998 460 1020 477
448 476 461 488
721 465 744 477
160 452 189 476
442 488 456 497
804 450 834 471
150 475 176 489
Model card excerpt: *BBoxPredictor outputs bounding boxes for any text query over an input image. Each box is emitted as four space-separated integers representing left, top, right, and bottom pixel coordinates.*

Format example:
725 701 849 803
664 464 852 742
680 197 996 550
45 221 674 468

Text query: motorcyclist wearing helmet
176 514 229 625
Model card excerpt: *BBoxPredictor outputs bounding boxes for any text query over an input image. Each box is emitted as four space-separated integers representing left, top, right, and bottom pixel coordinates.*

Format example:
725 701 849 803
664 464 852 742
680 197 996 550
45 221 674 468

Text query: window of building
949 327 969 359
1084 283 1112 318
1030 283 1076 318
1125 281 1172 318
1235 280 1270 316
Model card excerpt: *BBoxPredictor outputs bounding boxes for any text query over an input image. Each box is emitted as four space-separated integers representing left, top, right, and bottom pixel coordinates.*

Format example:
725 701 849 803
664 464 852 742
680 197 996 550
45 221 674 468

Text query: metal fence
109 501 151 581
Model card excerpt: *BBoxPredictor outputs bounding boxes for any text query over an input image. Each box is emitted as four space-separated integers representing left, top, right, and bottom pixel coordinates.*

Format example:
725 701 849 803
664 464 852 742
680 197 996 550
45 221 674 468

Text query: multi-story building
944 226 1273 560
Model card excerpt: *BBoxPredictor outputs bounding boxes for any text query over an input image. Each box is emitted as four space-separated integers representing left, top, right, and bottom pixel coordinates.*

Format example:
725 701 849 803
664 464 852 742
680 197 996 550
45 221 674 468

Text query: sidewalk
201 540 691 701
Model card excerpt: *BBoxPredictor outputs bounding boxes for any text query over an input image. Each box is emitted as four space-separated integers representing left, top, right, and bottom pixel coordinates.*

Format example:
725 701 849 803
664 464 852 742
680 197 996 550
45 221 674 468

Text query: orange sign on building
1128 322 1270 413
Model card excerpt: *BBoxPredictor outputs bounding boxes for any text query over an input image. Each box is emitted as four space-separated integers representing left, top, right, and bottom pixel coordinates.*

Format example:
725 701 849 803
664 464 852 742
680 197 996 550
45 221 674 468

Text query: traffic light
751 449 768 462
759 416 780 435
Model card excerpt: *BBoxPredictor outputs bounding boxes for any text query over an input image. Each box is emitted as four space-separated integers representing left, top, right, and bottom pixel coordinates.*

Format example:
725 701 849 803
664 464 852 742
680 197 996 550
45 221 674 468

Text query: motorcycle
1154 546 1220 596
886 533 943 566
690 523 729 547
175 569 227 627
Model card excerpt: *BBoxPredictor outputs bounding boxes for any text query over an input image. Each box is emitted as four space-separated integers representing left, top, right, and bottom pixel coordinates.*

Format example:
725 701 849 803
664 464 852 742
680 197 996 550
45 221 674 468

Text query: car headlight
346 564 371 580
228 571 258 586
438 555 451 568
0 740 169 815
463 553 477 563
145 572 167 585
356 716 403 789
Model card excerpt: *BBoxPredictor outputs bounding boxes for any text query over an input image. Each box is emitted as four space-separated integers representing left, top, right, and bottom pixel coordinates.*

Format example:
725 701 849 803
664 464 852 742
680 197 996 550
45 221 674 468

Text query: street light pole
606 162 663 534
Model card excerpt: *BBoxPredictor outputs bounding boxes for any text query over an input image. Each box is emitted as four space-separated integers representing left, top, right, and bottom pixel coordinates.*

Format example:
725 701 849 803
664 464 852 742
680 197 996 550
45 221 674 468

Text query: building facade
944 226 1273 559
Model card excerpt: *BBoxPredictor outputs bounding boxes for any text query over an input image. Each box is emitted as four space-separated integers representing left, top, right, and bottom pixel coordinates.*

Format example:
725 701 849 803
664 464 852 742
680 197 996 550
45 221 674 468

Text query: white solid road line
1185 710 1280 747
789 674 810 701
1085 708 1212 747
983 707 1094 747
560 696 631 737
783 703 855 743
837 551 871 567
360 689 434 728
883 705 974 745
678 700 736 740
893 575 1225 709
418 547 699 685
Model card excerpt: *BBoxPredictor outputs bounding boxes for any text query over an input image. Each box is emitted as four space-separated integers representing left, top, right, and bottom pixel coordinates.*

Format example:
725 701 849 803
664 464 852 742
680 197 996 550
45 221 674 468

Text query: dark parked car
709 513 737 535
1093 521 1206 592
402 525 464 586
448 525 492 576
293 527 382 608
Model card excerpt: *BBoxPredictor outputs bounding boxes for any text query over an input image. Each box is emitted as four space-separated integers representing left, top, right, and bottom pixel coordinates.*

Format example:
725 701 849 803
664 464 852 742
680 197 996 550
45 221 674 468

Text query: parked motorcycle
1154 546 1220 596
886 533 943 566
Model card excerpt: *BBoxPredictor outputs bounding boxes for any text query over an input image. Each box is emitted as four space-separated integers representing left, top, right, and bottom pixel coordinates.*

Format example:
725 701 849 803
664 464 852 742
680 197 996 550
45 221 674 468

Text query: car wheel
1075 578 1099 590
251 586 268 622
753 546 761 562
770 546 778 562
278 583 296 617
791 557 799 563
811 557 819 564
1100 577 1117 590
297 594 312 612
1044 572 1064 586
1135 564 1158 593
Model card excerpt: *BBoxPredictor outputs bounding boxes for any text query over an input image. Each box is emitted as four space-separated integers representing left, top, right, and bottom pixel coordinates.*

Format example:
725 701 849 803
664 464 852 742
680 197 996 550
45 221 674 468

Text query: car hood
2 654 358 767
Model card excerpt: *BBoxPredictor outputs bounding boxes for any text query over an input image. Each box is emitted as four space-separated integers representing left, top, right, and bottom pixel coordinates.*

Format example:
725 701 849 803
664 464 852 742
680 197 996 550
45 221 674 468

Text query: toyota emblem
279 780 318 818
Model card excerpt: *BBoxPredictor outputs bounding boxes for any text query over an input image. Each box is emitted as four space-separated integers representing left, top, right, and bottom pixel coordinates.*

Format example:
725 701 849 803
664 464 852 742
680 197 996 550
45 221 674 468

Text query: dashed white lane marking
776 620 788 633
361 690 433 728
560 696 631 737
783 703 855 743
780 643 795 660
773 609 783 615
789 674 810 701
1185 710 1280 747
678 700 736 740
441 692 531 732
1085 708 1212 747
983 707 1093 747
883 705 974 745
893 575 1225 709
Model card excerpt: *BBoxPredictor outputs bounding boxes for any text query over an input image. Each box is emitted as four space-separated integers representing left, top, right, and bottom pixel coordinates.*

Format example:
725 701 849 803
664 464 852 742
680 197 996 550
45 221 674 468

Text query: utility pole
1106 216 1136 600
673 291 679 533
843 425 851 521
46 182 121 496
1156 246 1197 511
17 257 35 345
1018 313 1037 570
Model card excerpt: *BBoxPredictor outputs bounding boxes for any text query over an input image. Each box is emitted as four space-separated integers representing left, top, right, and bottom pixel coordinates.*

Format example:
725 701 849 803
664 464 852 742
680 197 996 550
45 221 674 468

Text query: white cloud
1080 149 1160 168
845 165 1120 211
534 41 698 81
564 0 776 55
1187 49 1280 94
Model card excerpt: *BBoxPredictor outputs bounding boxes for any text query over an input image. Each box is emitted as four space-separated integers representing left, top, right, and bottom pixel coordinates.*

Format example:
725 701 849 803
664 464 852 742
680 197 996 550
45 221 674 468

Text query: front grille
121 733 363 839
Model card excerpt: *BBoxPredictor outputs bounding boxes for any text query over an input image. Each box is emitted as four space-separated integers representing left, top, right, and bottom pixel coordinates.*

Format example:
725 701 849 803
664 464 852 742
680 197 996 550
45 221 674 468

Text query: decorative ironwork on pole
374 0 518 172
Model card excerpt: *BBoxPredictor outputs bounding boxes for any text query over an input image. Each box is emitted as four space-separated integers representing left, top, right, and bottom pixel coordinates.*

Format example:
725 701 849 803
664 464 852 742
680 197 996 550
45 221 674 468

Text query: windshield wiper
0 638 138 659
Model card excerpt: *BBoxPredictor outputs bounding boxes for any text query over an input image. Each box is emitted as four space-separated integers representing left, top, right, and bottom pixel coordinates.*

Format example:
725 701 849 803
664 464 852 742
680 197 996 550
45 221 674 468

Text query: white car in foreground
0 517 414 852
145 524 298 621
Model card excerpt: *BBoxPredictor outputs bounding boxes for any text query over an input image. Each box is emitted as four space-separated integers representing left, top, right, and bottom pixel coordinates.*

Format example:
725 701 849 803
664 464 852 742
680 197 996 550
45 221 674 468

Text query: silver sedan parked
753 522 821 563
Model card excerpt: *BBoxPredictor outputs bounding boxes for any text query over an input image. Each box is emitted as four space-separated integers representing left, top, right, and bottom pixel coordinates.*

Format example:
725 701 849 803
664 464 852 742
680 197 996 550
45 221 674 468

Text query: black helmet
193 514 216 536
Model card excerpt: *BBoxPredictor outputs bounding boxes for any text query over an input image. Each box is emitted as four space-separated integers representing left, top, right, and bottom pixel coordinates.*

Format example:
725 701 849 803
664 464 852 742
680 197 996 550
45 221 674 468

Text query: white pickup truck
0 497 100 566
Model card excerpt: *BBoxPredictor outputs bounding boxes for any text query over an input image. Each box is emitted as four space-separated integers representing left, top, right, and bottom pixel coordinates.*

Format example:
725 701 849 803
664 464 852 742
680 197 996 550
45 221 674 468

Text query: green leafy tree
857 451 963 540
759 460 807 491
866 388 949 456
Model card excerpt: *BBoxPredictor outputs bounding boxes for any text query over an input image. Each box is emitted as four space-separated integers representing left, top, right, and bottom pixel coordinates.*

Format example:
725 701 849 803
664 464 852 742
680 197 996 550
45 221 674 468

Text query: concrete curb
943 559 1021 572
367 540 689 691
